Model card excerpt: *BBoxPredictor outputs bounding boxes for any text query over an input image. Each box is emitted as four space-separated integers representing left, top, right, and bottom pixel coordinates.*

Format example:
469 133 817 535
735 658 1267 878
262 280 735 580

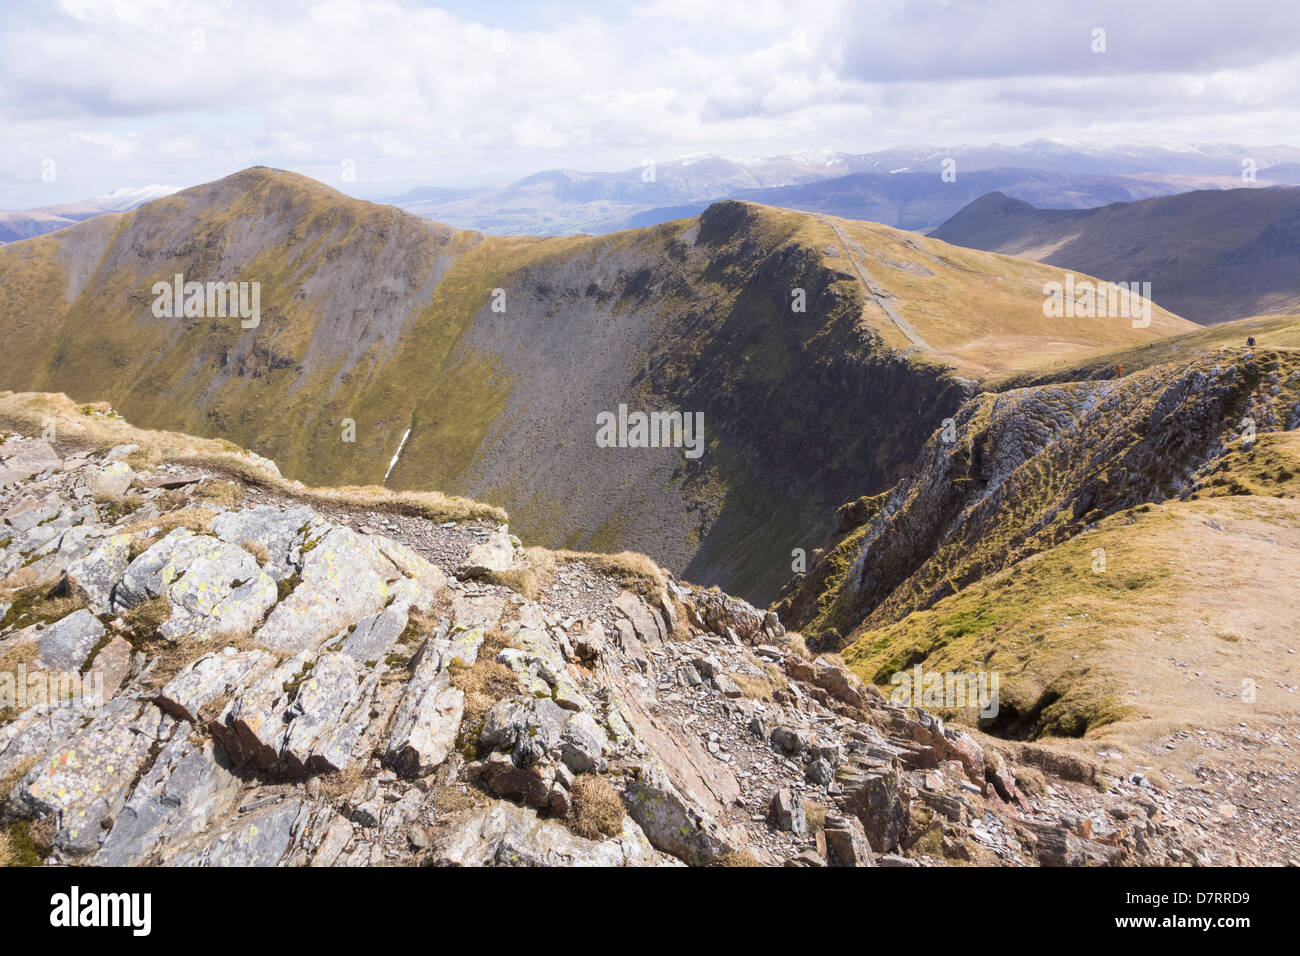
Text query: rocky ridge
0 417 1242 867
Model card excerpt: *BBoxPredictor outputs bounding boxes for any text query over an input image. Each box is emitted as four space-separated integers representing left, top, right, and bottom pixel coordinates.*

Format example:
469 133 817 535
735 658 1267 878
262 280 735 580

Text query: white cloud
0 0 1297 205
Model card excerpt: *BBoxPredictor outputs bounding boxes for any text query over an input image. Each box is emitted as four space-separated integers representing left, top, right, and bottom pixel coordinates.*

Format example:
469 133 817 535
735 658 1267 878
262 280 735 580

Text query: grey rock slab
163 797 308 867
448 591 507 631
211 655 305 768
0 439 61 484
65 532 132 614
93 730 242 867
498 624 591 711
0 703 84 784
559 710 610 774
154 647 277 724
824 813 877 867
1 492 62 532
768 787 808 837
614 590 666 646
457 528 523 577
86 636 133 702
480 696 569 766
340 602 410 664
35 609 105 672
253 526 393 655
210 504 325 580
280 652 361 774
385 623 483 777
104 444 139 462
429 798 679 867
115 529 278 641
309 815 355 867
369 535 447 601
622 759 734 866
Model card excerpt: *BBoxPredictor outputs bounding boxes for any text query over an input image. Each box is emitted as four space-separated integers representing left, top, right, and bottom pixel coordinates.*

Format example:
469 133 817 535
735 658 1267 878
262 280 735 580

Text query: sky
2 0 1299 207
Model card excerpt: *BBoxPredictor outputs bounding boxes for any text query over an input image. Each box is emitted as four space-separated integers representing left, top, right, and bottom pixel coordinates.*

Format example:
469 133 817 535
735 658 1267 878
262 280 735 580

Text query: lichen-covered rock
254 526 392 654
480 696 569 768
457 527 524 578
211 655 305 769
339 599 412 664
210 505 326 580
280 652 361 774
115 529 278 641
385 622 484 777
93 729 242 866
10 698 167 858
559 711 609 773
0 703 83 784
2 491 62 532
163 797 308 867
430 799 679 867
622 759 736 866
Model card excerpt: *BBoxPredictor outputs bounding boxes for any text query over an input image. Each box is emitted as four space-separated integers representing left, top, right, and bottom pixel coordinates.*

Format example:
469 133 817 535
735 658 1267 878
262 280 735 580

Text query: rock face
777 350 1300 646
0 420 1236 868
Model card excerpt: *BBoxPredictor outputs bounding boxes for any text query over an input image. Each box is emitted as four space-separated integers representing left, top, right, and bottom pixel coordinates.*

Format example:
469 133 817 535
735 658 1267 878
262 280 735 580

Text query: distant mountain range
931 186 1300 324
0 185 180 243
383 141 1300 235
6 142 1300 244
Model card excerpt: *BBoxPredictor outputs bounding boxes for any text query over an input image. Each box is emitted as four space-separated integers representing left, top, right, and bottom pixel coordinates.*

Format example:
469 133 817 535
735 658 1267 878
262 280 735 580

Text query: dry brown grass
0 828 14 867
315 763 367 803
97 494 145 521
1014 765 1048 796
0 392 239 468
481 566 542 601
140 634 219 689
431 784 489 815
783 631 810 659
121 595 172 646
567 775 625 840
121 506 217 538
712 849 762 867
193 478 243 509
0 585 88 644
528 546 668 594
450 624 523 737
802 800 827 833
239 539 269 566
728 671 775 700
179 454 507 525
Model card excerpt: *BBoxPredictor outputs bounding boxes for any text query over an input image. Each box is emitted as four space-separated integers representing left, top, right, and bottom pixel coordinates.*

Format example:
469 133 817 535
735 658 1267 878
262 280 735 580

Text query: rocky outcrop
0 422 1235 867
